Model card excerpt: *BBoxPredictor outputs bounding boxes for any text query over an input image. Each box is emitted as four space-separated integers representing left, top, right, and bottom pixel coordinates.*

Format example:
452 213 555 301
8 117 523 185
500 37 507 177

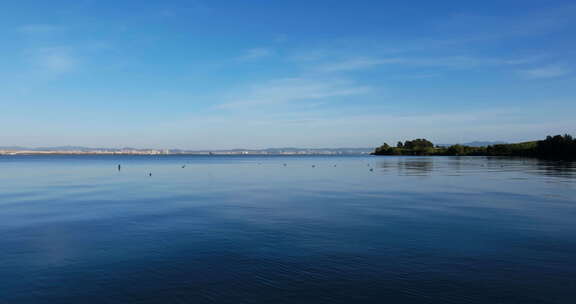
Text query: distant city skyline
1 0 575 149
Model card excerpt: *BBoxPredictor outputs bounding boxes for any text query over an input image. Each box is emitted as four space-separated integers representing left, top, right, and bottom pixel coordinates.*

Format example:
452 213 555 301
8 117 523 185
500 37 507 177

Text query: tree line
372 134 576 160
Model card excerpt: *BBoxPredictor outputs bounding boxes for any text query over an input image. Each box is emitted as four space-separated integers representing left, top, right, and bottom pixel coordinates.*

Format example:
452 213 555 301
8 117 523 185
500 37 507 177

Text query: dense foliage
536 134 576 160
372 134 575 160
373 139 435 156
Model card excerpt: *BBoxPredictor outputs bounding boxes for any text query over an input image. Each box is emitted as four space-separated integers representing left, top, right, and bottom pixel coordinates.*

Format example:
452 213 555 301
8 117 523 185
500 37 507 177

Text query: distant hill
462 141 508 147
437 141 507 147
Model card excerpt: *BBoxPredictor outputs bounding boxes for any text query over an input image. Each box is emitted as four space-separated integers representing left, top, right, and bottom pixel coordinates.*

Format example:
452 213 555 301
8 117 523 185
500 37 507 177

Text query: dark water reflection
0 155 575 303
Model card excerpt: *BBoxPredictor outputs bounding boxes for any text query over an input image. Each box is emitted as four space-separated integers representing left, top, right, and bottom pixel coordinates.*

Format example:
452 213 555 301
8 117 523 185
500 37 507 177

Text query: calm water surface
0 155 575 303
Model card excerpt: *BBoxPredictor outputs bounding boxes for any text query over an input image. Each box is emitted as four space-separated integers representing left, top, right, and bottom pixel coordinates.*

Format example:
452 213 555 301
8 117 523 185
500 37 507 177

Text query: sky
1 0 575 149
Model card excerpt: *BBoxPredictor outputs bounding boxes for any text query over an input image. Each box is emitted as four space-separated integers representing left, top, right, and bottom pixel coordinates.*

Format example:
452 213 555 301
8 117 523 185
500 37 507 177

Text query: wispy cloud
27 47 78 75
289 49 328 62
314 57 403 72
18 24 63 35
311 55 541 74
519 65 572 79
238 48 274 62
217 77 371 109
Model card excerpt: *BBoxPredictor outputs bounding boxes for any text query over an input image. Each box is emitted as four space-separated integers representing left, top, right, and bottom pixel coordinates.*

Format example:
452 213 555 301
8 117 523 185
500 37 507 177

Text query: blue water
0 155 575 303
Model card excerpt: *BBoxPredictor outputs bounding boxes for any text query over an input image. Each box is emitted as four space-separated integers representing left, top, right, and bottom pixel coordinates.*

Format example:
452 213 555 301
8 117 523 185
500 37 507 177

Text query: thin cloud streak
312 55 545 73
217 77 371 110
314 58 403 72
25 47 78 75
238 48 274 61
519 65 572 79
18 24 63 35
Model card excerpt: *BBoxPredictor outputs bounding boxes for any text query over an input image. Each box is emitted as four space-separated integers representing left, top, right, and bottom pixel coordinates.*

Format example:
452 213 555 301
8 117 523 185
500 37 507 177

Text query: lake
0 155 575 303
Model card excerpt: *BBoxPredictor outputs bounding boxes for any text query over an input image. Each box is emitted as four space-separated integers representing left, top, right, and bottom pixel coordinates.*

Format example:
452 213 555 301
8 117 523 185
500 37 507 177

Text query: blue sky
1 0 575 149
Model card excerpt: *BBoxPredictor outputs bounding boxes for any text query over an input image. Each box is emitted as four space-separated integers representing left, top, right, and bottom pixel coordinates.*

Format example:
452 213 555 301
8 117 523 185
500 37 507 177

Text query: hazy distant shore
0 149 373 156
0 142 509 156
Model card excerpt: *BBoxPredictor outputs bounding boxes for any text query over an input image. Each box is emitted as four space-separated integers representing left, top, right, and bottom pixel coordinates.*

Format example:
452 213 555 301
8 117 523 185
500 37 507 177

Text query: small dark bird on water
182 165 186 168
369 168 374 172
312 165 316 168
118 164 121 171
149 173 152 177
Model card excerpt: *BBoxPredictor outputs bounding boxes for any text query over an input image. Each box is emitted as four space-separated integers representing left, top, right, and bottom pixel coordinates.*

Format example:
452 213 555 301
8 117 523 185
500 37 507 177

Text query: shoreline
0 151 370 156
